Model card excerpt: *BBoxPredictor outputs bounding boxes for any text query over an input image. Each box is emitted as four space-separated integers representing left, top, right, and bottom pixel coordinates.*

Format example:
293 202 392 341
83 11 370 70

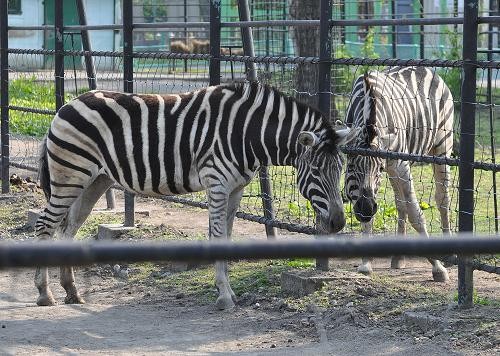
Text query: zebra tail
38 135 51 200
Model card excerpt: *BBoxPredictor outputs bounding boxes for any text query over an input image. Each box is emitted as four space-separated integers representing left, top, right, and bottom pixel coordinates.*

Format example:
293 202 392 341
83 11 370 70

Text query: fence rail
1 236 499 269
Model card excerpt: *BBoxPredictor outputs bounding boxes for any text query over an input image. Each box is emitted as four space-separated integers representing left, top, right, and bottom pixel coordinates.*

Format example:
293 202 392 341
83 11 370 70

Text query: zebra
34 82 351 310
342 67 454 282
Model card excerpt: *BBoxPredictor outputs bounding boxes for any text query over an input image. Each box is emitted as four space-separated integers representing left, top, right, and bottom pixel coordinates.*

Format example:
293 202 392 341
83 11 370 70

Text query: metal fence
1 0 500 307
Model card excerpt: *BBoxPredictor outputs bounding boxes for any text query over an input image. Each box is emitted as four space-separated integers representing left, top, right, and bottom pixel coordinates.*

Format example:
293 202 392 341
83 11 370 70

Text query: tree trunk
289 0 320 109
289 0 340 121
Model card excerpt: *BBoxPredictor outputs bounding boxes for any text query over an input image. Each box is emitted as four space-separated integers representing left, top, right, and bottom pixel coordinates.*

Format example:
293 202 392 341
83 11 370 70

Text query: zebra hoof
357 264 373 275
391 256 406 269
216 296 235 310
36 293 56 306
65 294 85 304
432 269 450 283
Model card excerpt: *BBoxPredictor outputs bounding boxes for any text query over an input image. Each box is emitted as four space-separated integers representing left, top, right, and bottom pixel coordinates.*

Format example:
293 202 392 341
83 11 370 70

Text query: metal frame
0 0 9 194
1 236 500 268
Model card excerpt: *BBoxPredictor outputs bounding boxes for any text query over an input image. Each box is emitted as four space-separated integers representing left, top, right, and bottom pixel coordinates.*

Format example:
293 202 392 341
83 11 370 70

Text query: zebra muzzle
353 198 377 223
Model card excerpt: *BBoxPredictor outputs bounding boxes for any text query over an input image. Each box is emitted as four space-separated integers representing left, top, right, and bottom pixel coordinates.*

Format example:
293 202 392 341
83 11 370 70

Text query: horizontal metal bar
219 54 319 64
331 17 464 27
132 52 211 60
7 17 498 33
7 25 53 31
8 105 56 115
9 161 37 172
0 236 499 268
63 24 122 31
341 146 500 172
331 58 463 68
5 48 500 69
134 22 210 29
7 48 55 55
478 16 500 24
161 195 318 235
222 20 321 28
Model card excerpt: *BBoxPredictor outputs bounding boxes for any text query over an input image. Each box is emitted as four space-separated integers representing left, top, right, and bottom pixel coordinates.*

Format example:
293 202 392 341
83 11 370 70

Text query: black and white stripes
34 82 350 308
341 66 454 281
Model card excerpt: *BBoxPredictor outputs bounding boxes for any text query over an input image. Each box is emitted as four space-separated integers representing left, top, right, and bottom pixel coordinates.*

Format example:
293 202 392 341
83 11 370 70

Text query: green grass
453 290 500 307
9 76 85 137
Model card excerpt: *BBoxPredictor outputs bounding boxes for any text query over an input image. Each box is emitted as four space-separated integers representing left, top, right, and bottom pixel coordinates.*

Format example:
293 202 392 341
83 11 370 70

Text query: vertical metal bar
488 0 498 233
237 0 277 239
55 0 65 111
184 0 188 73
458 0 478 309
0 0 9 194
316 0 333 271
340 1 346 45
123 0 135 227
209 0 221 86
391 0 397 58
75 0 97 91
419 0 424 59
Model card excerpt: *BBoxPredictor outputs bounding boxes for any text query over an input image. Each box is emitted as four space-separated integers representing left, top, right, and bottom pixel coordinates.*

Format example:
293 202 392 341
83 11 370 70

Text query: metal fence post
458 0 479 309
0 0 9 194
123 0 135 227
237 0 277 239
55 0 65 111
209 0 221 86
76 0 116 210
316 0 333 271
391 0 397 58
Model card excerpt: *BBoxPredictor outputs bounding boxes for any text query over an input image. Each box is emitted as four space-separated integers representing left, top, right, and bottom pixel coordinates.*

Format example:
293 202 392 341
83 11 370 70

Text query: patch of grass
9 76 86 137
453 290 500 307
75 213 123 239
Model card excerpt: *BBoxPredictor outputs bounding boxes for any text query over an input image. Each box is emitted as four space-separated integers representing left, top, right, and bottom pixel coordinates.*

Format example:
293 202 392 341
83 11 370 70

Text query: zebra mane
226 81 336 132
363 73 377 145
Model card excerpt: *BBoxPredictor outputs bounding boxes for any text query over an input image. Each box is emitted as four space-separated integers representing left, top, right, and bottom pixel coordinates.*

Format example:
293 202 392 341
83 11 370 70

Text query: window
8 0 22 15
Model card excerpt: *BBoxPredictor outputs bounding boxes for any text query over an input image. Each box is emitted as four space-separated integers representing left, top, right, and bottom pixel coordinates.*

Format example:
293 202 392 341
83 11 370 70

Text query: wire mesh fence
1 0 500 293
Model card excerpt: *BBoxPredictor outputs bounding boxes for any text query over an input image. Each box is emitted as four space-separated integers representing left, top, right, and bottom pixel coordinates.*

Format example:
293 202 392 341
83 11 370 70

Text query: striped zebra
35 82 351 309
342 67 454 282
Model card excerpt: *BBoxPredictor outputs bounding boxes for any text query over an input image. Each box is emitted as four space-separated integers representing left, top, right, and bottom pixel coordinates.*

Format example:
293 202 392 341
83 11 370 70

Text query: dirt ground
0 187 499 355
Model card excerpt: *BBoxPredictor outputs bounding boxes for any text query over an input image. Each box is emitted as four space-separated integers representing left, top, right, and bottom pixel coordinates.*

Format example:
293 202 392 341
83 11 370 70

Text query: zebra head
343 73 390 223
296 127 351 234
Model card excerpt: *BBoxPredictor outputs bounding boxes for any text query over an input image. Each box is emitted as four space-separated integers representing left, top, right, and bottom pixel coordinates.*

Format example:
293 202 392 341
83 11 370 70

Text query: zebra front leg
59 175 114 304
208 185 235 310
388 170 408 269
398 162 449 282
358 221 374 275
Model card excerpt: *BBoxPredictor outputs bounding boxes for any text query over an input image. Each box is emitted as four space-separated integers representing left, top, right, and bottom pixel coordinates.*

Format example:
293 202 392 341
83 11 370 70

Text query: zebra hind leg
34 182 87 306
396 162 449 282
58 175 114 304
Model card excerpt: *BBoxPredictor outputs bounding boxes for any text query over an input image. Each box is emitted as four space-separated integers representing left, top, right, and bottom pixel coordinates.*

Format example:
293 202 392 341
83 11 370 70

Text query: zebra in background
35 82 351 310
342 67 454 282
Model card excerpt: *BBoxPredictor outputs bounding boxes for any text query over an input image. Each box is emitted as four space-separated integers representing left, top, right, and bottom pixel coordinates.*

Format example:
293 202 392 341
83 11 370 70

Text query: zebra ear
298 131 320 147
336 126 361 146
